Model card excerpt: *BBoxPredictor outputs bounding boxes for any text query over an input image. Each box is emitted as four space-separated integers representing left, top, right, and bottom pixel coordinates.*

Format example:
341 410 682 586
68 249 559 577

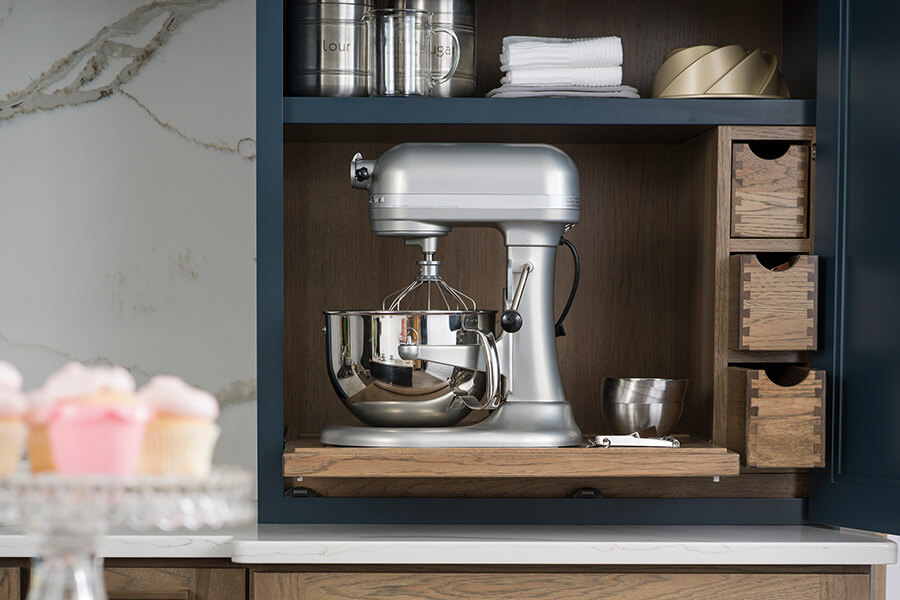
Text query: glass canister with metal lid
388 0 476 97
285 0 374 96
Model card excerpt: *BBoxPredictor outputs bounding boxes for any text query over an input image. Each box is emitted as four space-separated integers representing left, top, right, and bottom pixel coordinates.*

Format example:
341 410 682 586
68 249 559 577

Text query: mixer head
382 237 475 312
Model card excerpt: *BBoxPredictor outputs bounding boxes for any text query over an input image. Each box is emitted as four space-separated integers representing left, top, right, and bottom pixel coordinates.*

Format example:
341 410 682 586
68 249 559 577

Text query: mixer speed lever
501 263 533 333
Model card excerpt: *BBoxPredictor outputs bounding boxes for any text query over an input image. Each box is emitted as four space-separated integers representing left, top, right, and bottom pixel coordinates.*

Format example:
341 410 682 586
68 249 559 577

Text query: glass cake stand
0 467 254 600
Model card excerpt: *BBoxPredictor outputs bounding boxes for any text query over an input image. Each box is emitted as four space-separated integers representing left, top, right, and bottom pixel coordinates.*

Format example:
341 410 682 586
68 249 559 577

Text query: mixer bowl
600 378 688 435
324 310 497 427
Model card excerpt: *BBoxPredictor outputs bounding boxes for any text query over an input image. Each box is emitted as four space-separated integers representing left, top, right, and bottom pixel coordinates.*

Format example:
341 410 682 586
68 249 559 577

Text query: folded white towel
487 84 640 99
500 36 622 70
501 66 623 87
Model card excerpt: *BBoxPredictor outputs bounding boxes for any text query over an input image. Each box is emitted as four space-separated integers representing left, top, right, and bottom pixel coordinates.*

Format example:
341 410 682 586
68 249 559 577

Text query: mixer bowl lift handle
397 328 502 411
458 328 502 410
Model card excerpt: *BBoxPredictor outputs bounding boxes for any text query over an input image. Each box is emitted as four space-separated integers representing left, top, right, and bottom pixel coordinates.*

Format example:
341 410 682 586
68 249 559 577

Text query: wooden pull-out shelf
283 436 740 479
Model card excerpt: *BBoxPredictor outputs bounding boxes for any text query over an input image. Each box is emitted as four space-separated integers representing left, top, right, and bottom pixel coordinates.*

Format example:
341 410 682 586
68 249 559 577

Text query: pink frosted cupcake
137 376 220 477
0 361 27 476
43 363 153 475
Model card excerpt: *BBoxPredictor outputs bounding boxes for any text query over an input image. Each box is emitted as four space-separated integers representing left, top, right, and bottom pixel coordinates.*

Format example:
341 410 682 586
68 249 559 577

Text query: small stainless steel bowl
600 377 688 435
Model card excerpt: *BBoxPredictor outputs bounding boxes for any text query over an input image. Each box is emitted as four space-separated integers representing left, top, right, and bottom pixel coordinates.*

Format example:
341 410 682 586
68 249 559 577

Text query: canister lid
388 0 475 23
294 0 375 5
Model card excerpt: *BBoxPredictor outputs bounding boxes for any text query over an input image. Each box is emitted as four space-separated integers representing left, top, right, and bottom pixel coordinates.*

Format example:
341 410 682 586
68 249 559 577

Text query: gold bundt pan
651 44 790 98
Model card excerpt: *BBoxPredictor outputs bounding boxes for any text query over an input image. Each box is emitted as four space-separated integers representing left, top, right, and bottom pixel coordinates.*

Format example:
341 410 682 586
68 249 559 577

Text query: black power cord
555 237 580 337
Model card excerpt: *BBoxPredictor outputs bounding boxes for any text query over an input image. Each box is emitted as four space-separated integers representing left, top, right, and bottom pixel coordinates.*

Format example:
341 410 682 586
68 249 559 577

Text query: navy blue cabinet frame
258 0 895 531
807 0 900 534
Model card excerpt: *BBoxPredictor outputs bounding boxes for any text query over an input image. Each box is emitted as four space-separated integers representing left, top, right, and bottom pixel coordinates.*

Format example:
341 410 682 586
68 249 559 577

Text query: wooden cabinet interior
278 0 821 499
284 139 714 439
282 0 816 100
282 125 817 497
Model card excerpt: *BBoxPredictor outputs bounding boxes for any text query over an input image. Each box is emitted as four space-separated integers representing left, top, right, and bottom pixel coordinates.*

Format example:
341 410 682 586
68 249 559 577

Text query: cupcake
26 387 56 473
138 376 220 477
0 361 27 475
43 362 152 475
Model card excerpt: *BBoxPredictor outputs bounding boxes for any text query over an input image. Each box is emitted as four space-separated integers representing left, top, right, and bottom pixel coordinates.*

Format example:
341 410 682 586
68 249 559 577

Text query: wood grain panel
104 568 245 600
820 574 870 600
729 254 818 351
727 367 825 468
729 237 812 253
298 472 807 498
711 127 734 446
474 0 785 96
730 126 817 142
253 572 302 600
284 142 701 438
732 143 810 238
284 436 739 478
0 568 19 600
295 572 867 600
681 129 718 442
727 349 808 364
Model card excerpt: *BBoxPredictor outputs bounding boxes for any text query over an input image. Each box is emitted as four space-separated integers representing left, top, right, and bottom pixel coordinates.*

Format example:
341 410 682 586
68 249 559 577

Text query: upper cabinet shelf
283 97 815 127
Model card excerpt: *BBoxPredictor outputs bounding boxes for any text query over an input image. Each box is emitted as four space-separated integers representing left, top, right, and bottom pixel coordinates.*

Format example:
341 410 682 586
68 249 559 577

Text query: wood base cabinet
103 566 246 600
0 568 20 600
252 571 870 600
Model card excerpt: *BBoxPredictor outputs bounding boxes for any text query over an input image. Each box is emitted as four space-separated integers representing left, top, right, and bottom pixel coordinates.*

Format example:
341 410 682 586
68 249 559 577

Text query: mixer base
320 401 583 447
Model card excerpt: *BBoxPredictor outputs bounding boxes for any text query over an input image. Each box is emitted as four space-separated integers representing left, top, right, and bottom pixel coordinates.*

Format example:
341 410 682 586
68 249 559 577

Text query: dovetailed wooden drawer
729 254 818 351
727 367 826 468
731 142 811 239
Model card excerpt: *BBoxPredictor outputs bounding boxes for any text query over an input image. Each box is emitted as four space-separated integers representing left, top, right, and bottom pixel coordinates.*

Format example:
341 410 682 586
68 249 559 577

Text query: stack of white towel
487 36 639 98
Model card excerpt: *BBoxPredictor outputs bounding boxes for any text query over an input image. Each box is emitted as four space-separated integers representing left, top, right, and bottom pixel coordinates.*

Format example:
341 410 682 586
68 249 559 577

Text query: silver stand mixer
321 143 583 447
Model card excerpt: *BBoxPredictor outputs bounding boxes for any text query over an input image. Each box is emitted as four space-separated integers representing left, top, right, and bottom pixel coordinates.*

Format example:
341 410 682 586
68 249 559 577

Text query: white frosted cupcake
138 376 220 477
0 362 27 476
26 386 56 473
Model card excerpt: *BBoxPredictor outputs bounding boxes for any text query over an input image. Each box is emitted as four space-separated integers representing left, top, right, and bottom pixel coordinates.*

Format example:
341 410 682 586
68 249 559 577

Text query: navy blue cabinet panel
810 0 900 534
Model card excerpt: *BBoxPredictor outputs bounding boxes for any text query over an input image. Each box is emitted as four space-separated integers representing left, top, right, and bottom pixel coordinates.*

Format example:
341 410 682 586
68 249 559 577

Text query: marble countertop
0 525 895 565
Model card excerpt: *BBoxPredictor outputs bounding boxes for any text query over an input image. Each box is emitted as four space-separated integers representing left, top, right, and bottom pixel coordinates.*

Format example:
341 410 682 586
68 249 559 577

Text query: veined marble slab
230 525 897 566
0 526 255 559
0 0 257 482
0 525 894 564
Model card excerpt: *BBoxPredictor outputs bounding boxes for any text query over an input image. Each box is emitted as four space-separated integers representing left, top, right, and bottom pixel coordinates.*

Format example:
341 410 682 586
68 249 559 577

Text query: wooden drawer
252 571 869 600
104 567 245 600
0 568 21 600
727 367 826 468
731 142 811 239
729 254 818 351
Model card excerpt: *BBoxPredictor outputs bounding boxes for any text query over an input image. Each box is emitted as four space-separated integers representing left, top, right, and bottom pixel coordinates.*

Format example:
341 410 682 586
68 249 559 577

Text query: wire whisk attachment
383 252 476 312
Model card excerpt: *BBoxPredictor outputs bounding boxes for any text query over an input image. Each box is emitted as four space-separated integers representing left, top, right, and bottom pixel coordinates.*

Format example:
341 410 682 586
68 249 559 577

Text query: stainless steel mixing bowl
600 378 688 435
324 310 496 427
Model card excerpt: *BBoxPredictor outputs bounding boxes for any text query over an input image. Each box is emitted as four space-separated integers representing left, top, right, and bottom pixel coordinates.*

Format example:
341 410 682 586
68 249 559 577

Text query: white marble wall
0 0 257 477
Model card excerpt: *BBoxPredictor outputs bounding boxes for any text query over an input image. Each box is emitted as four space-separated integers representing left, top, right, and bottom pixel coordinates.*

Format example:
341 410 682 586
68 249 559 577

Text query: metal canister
388 0 475 97
285 0 374 96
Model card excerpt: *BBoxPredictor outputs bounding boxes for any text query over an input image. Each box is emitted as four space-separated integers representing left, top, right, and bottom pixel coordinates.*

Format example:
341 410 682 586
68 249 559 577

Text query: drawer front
253 572 869 600
729 254 818 351
0 568 20 600
105 567 245 600
728 367 826 468
731 142 811 239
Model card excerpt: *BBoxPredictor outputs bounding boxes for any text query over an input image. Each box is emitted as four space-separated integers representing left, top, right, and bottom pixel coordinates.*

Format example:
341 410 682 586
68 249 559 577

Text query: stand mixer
321 143 583 447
